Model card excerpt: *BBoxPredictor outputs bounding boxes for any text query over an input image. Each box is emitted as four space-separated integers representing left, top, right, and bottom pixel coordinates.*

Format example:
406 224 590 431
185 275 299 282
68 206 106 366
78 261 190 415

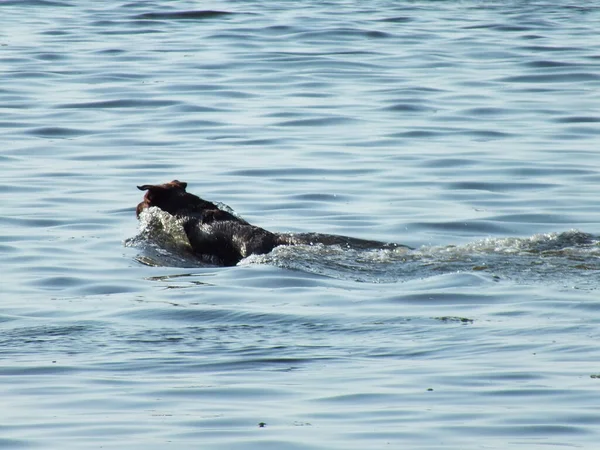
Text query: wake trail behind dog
126 208 600 288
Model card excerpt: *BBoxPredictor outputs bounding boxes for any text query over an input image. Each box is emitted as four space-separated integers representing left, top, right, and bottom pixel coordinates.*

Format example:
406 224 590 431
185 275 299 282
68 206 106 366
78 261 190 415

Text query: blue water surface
2 1 600 448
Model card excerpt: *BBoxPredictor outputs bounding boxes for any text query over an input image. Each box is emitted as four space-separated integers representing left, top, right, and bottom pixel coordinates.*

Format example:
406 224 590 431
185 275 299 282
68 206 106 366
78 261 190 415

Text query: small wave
423 230 598 256
26 126 91 138
243 230 600 285
58 99 179 109
133 11 235 21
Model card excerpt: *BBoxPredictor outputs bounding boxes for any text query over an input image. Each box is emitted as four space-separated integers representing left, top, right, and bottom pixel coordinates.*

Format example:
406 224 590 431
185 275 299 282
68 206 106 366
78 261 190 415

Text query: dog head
136 180 203 217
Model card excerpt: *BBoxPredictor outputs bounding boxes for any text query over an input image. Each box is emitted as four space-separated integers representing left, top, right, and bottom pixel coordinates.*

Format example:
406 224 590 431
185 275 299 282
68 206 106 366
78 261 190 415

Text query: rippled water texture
2 1 600 449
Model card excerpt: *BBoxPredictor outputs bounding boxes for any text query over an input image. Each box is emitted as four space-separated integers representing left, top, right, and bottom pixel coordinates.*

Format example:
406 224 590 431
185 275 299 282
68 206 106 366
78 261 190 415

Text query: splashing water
126 209 600 286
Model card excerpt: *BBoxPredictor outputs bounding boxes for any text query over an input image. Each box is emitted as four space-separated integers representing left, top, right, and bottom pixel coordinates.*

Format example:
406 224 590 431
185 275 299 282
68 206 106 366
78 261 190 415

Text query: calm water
2 1 600 448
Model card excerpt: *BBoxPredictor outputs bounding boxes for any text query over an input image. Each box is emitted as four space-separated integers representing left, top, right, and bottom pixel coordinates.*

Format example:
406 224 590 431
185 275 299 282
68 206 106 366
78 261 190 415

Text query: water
2 1 600 448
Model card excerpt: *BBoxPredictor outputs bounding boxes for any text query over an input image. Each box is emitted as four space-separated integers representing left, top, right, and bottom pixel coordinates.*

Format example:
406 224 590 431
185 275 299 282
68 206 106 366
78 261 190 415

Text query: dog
137 180 405 266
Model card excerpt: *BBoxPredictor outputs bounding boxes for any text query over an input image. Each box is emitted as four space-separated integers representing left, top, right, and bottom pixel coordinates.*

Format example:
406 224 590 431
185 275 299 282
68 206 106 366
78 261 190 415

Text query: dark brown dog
137 180 405 266
137 180 289 266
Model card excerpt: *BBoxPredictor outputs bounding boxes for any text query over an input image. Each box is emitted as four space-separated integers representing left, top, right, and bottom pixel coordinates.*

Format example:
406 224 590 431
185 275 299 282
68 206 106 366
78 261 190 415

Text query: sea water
2 1 600 448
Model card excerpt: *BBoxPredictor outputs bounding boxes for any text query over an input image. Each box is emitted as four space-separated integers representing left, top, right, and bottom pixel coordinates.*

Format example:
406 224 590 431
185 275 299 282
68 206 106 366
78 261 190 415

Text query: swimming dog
136 180 404 266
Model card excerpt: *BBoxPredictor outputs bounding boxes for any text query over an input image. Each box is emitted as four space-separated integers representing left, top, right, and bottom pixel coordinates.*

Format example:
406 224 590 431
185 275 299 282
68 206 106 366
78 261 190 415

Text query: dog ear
170 180 188 190
137 184 161 202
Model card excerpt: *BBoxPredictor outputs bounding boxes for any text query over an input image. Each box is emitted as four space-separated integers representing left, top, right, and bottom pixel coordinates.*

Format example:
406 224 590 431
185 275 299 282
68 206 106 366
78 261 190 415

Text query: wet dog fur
137 180 289 266
137 180 404 266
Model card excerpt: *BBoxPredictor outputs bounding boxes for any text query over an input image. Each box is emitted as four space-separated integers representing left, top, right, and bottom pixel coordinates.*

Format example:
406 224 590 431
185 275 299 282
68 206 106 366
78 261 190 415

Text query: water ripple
3 1 600 448
133 10 237 21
